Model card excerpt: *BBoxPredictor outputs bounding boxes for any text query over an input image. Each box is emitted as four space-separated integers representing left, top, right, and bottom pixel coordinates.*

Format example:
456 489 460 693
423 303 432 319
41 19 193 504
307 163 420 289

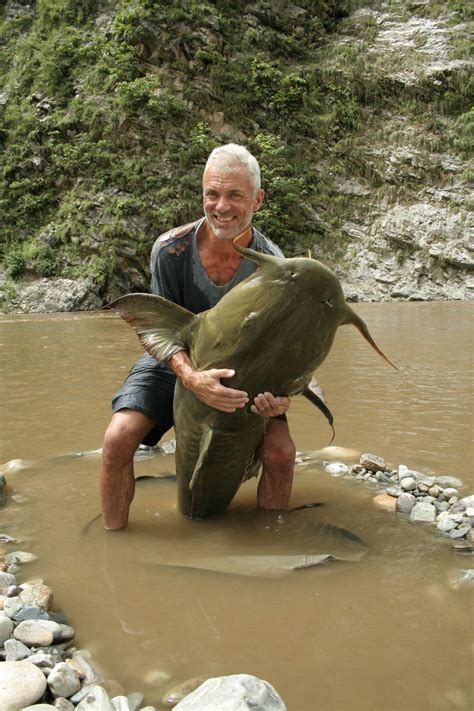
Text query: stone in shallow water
450 526 470 540
410 502 436 523
324 462 349 476
48 662 81 699
443 488 459 499
436 476 463 488
360 453 386 472
127 692 145 711
172 674 286 710
20 583 54 610
372 493 397 512
75 685 114 710
400 477 417 492
396 493 416 514
437 517 456 533
5 550 38 565
162 677 206 707
0 661 47 711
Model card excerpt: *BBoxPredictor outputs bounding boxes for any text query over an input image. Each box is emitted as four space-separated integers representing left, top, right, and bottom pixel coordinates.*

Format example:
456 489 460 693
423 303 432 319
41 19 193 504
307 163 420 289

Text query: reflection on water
0 303 473 710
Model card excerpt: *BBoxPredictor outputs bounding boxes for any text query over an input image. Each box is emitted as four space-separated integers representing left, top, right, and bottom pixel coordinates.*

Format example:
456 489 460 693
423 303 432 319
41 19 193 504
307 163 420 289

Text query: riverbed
1 302 473 710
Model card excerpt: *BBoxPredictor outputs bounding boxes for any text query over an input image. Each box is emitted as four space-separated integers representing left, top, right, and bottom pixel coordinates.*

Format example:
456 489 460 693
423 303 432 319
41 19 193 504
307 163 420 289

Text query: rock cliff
0 0 472 311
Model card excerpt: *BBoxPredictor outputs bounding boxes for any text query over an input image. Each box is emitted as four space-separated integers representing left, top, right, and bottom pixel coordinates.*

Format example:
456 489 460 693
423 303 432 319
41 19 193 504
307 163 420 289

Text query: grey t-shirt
150 217 284 313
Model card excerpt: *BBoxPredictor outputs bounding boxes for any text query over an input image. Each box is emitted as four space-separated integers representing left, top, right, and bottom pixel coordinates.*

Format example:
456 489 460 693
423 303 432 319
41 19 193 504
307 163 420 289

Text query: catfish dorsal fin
106 293 198 362
232 235 281 268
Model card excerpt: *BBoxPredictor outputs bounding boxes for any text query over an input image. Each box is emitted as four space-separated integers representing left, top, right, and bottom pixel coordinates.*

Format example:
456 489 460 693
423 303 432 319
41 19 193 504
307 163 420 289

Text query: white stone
14 619 62 647
75 685 114 711
324 462 349 476
127 692 144 711
400 477 417 491
0 572 17 587
4 638 31 661
360 453 386 472
437 518 456 533
0 615 14 645
5 550 38 565
20 583 54 610
48 663 81 699
3 596 23 618
396 493 416 513
410 502 437 523
111 696 131 711
0 661 47 711
173 674 286 710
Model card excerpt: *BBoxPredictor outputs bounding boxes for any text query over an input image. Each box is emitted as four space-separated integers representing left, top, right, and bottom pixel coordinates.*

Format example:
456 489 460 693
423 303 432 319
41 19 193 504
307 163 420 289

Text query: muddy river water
1 302 473 710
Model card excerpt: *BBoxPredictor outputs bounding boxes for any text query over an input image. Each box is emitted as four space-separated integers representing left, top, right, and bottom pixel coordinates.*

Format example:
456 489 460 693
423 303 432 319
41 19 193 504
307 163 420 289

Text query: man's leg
100 409 155 530
257 418 296 510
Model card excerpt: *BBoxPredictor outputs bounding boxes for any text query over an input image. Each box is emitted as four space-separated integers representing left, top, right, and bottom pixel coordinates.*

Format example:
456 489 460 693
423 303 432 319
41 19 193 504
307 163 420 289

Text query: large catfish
109 242 395 519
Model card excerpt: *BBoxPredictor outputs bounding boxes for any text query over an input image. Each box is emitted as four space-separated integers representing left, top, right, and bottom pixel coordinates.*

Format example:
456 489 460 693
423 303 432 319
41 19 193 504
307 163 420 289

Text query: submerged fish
109 241 395 519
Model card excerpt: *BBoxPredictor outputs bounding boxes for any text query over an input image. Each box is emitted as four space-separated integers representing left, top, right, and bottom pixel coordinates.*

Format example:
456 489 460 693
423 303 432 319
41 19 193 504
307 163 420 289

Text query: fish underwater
109 240 396 520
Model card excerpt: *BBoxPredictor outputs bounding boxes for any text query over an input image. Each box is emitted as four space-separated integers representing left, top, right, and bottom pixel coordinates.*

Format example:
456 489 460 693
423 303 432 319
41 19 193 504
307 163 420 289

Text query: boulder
0 661 47 711
173 674 286 710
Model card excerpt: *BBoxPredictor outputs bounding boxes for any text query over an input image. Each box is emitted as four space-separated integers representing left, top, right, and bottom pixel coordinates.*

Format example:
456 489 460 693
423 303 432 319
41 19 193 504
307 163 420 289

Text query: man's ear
254 188 265 212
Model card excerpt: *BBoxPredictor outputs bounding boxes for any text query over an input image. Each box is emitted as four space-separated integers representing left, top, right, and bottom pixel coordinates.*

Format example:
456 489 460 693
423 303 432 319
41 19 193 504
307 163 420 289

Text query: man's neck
198 219 253 253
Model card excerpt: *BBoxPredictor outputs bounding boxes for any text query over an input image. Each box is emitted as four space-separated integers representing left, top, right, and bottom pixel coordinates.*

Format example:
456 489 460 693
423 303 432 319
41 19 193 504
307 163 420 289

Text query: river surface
1 302 473 710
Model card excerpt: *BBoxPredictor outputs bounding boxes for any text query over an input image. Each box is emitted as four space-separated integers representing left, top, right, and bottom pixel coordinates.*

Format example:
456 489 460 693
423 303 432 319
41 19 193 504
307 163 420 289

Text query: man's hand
185 368 249 413
251 392 291 418
168 352 248 413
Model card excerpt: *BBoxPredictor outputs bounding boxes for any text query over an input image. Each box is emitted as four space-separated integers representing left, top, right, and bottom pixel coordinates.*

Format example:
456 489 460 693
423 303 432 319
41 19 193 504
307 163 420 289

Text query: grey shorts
112 353 287 447
112 353 176 446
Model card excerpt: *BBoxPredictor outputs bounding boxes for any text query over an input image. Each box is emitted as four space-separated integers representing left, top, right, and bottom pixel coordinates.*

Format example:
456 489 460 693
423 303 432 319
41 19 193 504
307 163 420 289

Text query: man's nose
215 194 230 212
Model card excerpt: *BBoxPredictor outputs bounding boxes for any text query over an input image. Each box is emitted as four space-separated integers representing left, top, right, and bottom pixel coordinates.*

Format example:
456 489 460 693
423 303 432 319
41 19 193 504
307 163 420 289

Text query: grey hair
204 143 261 193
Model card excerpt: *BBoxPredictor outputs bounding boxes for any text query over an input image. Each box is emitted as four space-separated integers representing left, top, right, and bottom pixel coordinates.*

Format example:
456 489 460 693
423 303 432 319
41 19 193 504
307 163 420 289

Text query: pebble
0 615 14 645
437 517 456 533
450 526 471 540
20 583 54 610
428 485 442 497
410 502 437 523
110 696 131 711
53 699 75 711
48 662 81 699
443 488 459 499
448 569 474 589
4 637 31 661
0 572 17 587
400 477 417 491
5 550 38 565
396 493 416 514
162 677 207 708
127 691 145 711
14 619 62 647
386 486 402 497
360 453 386 472
0 661 47 710
436 476 463 488
324 462 349 476
75 685 114 710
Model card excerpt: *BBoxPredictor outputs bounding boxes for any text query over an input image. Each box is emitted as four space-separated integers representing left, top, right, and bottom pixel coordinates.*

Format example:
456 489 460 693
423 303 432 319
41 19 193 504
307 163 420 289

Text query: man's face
203 165 264 241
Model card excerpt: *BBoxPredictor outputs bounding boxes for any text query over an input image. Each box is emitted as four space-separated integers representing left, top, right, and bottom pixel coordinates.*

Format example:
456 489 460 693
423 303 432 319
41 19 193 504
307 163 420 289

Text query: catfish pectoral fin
302 386 336 445
107 293 199 362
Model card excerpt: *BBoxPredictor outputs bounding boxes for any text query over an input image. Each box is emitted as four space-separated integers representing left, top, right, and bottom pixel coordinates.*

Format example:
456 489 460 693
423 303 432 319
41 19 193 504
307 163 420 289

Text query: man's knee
102 410 154 464
261 426 296 470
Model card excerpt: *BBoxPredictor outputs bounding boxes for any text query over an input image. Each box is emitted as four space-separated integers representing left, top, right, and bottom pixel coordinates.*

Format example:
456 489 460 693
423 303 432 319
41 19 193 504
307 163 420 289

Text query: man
100 143 296 530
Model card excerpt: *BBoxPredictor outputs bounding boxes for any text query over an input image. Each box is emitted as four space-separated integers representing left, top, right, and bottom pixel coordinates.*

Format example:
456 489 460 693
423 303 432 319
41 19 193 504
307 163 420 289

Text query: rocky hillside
0 0 472 312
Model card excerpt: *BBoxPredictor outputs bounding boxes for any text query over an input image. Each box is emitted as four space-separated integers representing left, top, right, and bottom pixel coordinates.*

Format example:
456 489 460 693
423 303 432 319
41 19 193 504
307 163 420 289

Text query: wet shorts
112 352 287 447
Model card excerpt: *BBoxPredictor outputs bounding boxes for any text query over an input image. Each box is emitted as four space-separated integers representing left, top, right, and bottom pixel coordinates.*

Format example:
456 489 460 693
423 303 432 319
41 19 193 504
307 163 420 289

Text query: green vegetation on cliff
0 0 471 304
